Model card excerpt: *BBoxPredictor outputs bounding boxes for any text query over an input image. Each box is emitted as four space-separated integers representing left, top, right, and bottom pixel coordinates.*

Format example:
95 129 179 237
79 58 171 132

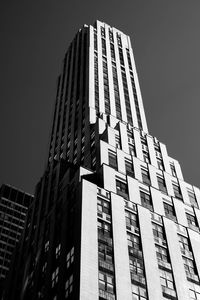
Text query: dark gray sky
0 1 200 194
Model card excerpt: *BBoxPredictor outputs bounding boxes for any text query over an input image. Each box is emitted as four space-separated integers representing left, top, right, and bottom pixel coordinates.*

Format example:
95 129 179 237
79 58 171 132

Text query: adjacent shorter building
0 184 33 295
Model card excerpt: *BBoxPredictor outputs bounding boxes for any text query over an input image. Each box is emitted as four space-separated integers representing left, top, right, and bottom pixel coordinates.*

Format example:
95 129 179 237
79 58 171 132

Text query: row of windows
107 147 198 209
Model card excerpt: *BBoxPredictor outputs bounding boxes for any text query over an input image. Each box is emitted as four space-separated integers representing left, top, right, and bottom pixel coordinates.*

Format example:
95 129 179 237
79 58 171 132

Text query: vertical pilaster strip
174 160 184 181
150 187 165 216
133 128 143 160
163 218 190 300
138 206 163 300
127 36 148 133
160 143 171 174
146 135 157 168
111 193 132 300
88 25 95 109
127 177 141 205
119 122 129 154
173 199 188 227
80 180 98 300
188 229 200 279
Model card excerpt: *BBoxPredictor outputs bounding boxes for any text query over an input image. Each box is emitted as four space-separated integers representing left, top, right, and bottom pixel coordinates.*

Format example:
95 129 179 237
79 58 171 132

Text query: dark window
157 158 164 171
108 151 117 170
186 213 198 231
157 177 167 194
170 163 176 177
125 211 138 229
116 180 128 198
125 160 134 177
140 191 153 211
163 202 176 221
172 183 182 200
141 168 151 185
188 190 198 208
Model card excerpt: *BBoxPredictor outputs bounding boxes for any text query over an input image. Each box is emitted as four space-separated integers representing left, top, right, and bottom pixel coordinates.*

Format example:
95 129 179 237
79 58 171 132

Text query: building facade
0 184 33 295
4 21 200 300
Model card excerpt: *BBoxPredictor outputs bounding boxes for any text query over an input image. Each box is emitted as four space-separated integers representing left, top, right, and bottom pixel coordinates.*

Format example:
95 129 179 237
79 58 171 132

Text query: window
132 285 147 300
170 163 176 177
127 233 141 250
97 198 111 221
116 179 128 198
156 245 169 263
178 235 191 253
130 257 144 276
189 289 200 300
129 143 136 156
141 168 150 185
125 159 134 177
140 191 153 211
55 243 61 259
143 151 150 164
108 150 117 170
98 243 113 265
172 183 182 199
125 211 138 230
65 275 73 298
52 267 59 287
188 189 198 208
186 213 198 230
183 257 198 277
163 202 176 221
115 134 121 149
152 223 165 241
157 176 167 194
66 247 74 268
160 269 175 291
98 220 111 238
157 158 164 171
99 272 114 294
45 240 49 252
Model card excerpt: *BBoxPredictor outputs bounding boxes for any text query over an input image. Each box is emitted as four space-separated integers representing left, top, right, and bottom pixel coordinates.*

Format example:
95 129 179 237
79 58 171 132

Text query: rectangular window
157 176 167 194
108 150 117 170
129 143 135 156
116 179 128 199
125 159 134 177
170 163 176 177
143 151 150 164
99 272 114 294
156 245 169 263
115 134 121 149
178 235 192 257
186 213 198 231
172 183 182 199
159 269 176 297
125 211 138 230
97 198 111 221
141 168 151 185
187 189 198 208
157 158 164 171
163 202 176 221
140 191 153 211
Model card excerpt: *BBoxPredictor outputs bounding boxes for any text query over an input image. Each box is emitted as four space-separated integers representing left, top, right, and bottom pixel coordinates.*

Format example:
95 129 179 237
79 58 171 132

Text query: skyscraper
0 184 33 296
4 20 200 300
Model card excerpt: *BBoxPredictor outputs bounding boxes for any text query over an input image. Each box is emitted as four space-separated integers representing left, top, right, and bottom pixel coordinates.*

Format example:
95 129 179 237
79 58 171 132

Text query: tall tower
4 21 200 300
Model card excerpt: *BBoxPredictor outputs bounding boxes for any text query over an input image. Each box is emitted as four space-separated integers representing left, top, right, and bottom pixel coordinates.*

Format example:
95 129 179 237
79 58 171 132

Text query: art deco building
4 20 200 300
0 184 33 296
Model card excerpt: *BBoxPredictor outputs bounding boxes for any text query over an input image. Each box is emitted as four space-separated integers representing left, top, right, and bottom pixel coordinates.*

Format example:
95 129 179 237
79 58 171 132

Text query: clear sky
0 1 200 194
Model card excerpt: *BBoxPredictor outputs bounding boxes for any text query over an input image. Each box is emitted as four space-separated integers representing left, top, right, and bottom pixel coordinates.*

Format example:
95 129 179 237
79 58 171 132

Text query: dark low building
0 184 33 296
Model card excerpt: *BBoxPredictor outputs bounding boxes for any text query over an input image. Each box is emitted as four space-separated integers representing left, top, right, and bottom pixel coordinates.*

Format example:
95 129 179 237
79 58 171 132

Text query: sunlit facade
4 21 200 300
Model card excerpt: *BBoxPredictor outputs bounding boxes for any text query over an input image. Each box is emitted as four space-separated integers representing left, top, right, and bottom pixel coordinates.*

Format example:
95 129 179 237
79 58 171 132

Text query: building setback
3 21 200 300
0 184 33 296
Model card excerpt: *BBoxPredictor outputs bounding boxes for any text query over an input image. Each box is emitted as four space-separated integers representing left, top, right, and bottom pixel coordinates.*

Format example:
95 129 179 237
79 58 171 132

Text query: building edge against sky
3 20 200 300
